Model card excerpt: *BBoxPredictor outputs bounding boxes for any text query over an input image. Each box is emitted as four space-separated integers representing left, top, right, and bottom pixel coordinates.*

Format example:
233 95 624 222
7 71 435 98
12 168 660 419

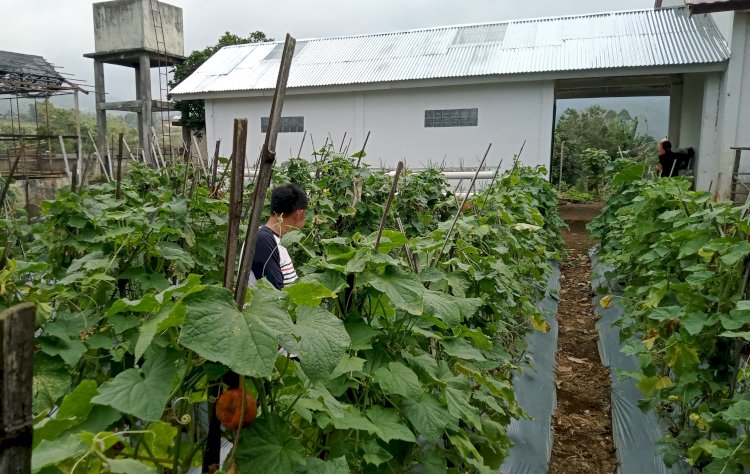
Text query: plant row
1 148 563 473
590 163 750 473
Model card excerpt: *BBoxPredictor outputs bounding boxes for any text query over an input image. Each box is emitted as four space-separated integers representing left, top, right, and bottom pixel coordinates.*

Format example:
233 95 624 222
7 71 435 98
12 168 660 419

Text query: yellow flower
689 413 700 422
600 294 613 309
698 248 715 260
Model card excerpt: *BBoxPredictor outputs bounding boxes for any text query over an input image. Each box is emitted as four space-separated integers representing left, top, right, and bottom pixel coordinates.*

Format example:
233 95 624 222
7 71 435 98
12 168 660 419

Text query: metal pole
558 141 564 191
73 90 82 187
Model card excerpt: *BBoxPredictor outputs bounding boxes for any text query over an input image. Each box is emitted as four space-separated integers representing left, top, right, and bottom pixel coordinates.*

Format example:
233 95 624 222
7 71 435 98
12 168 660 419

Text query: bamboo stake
432 144 492 267
375 161 404 250
339 132 347 153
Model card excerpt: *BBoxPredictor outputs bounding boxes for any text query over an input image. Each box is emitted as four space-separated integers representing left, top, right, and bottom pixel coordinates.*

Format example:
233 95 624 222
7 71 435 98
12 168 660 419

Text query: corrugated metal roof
171 7 730 97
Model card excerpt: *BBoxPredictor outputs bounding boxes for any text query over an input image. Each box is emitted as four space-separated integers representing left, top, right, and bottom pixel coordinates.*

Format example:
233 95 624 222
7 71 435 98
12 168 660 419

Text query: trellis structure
0 50 87 180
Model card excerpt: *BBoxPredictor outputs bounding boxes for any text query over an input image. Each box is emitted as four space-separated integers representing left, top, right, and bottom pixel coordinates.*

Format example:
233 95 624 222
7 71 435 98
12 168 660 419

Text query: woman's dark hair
271 183 308 216
662 140 673 151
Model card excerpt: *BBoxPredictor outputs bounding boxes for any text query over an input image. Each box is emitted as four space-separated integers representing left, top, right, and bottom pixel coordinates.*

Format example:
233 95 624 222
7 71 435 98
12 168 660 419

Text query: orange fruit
216 387 257 430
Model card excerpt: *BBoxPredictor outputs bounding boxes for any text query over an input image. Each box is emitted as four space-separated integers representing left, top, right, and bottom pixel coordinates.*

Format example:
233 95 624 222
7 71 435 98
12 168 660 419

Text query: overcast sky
2 0 674 104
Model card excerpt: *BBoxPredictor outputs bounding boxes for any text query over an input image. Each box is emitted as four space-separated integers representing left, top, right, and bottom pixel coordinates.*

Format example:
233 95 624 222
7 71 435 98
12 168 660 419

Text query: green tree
170 31 273 134
551 105 655 192
34 103 138 155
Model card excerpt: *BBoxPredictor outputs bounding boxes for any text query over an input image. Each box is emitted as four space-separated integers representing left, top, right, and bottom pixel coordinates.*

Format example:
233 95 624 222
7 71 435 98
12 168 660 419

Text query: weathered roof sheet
0 50 64 84
171 7 730 97
685 0 750 14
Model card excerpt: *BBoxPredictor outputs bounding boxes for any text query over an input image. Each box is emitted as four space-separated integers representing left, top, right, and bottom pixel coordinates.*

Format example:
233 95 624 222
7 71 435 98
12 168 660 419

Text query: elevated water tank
91 0 184 63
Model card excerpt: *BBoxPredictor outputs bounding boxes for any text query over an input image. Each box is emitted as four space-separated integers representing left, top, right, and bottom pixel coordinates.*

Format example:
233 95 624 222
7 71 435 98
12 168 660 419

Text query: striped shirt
249 225 298 289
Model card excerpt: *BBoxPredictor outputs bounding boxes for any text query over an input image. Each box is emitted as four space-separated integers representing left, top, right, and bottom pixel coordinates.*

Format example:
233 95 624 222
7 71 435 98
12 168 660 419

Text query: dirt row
548 205 617 474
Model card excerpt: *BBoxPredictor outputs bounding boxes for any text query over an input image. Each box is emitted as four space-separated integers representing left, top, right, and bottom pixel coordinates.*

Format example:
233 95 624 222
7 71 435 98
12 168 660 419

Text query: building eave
171 61 728 101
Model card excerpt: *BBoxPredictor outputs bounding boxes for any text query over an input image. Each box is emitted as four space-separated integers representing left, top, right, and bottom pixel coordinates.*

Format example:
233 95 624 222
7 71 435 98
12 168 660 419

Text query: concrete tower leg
93 60 108 174
137 55 152 165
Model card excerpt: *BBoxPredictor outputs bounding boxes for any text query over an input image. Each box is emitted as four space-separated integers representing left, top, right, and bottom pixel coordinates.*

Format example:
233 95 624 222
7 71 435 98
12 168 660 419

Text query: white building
172 4 750 199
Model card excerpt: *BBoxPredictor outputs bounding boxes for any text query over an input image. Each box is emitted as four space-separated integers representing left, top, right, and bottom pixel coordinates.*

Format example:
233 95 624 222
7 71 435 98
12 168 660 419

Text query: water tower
84 0 184 165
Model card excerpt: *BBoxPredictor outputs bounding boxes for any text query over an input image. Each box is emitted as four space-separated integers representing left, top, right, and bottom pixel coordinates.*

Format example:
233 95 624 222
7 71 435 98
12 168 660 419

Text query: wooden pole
375 161 403 250
0 303 36 474
210 139 221 190
339 131 347 153
204 121 248 472
223 120 248 289
73 90 83 189
234 34 296 307
116 133 124 200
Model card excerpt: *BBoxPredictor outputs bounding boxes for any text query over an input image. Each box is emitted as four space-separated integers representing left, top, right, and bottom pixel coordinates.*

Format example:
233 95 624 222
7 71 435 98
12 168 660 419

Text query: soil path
549 204 617 474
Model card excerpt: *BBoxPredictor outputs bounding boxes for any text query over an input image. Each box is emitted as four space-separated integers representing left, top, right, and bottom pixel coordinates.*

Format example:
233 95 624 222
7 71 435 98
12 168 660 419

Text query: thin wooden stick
151 127 166 168
58 135 72 183
355 131 372 167
87 131 111 182
343 136 353 156
150 141 162 171
116 133 124 200
375 161 404 250
310 133 318 164
122 138 137 163
213 153 234 196
451 179 464 208
0 141 25 210
432 144 492 267
396 216 418 273
339 132 347 153
192 134 206 172
296 130 307 159
479 140 525 211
